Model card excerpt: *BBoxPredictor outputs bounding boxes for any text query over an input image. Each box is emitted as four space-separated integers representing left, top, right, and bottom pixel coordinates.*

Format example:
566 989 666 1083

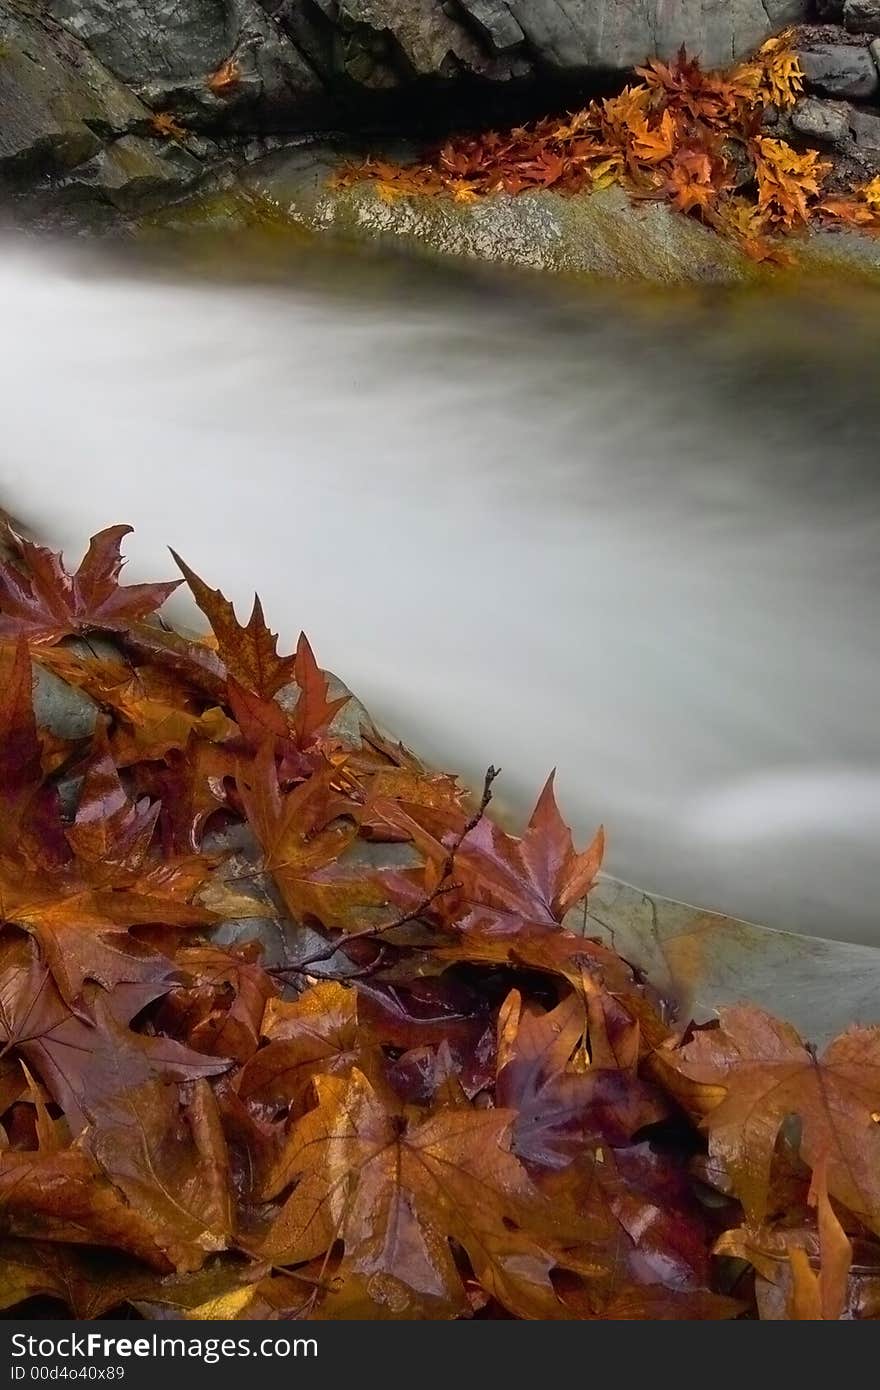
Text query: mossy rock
152 141 880 285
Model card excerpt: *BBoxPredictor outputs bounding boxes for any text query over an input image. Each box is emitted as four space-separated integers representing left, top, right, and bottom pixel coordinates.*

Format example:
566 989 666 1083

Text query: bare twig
268 765 500 982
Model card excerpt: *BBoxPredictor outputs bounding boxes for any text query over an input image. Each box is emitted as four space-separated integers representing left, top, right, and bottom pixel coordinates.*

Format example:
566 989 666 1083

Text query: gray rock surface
844 0 880 33
0 0 215 217
573 876 880 1046
55 134 203 207
31 663 98 741
850 101 880 150
38 0 815 120
797 41 880 100
5 3 880 234
266 1 812 89
791 93 853 143
0 1 149 177
483 0 807 71
44 0 324 123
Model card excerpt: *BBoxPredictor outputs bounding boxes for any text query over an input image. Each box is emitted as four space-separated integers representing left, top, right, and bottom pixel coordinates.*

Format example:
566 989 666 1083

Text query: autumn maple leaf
0 1146 183 1271
789 1177 853 1321
34 645 236 764
156 943 278 1064
496 991 666 1170
259 1068 578 1319
237 980 381 1112
660 1005 880 1234
753 138 830 229
149 111 187 140
0 526 179 645
0 1238 167 1318
85 1076 233 1273
290 632 349 746
172 554 347 752
668 148 717 214
171 552 297 699
0 935 227 1134
0 725 216 1003
377 770 604 935
0 1077 232 1274
236 748 367 928
628 109 677 165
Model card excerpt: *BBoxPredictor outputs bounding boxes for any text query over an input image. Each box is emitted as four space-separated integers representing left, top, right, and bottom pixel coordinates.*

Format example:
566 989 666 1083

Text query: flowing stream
3 232 879 943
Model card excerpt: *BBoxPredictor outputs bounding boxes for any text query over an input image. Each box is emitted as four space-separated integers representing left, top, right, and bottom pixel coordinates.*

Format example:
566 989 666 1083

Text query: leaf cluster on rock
336 37 880 263
0 523 878 1320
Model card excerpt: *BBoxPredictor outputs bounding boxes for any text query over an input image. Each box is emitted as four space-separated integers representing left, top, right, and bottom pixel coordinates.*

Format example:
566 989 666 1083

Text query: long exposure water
3 233 879 942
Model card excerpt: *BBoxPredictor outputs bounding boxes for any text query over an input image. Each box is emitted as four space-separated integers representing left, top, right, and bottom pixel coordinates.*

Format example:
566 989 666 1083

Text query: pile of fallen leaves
1 523 879 1321
335 36 880 263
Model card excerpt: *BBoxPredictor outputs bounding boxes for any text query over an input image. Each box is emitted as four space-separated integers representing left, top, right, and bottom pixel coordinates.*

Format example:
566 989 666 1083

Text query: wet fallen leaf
0 525 179 646
0 520 877 1319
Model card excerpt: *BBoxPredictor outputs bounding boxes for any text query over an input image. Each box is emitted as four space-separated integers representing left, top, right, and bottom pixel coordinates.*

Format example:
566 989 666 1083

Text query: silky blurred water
2 232 879 942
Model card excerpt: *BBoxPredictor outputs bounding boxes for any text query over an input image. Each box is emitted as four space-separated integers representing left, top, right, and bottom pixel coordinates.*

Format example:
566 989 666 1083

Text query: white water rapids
2 235 879 942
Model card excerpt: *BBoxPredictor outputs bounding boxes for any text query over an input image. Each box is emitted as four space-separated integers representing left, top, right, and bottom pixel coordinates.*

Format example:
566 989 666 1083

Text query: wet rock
31 664 98 741
267 1 811 96
501 0 808 71
850 102 880 150
167 138 880 284
791 93 852 143
574 876 880 1045
797 42 880 100
240 142 756 283
54 135 203 208
44 0 324 124
843 0 880 35
0 0 149 179
459 0 525 53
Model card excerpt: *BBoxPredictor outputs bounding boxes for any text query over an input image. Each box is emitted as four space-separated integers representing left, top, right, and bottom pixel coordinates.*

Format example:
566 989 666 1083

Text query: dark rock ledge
0 5 866 206
2 4 880 269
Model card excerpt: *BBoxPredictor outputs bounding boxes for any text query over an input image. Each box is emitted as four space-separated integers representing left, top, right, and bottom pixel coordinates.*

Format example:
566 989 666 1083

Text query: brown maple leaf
0 725 216 1003
85 1076 233 1273
0 935 227 1133
157 943 278 1064
0 1146 182 1270
629 109 677 165
659 1005 880 1234
496 990 667 1170
788 1168 853 1321
668 148 717 214
36 645 236 764
0 640 66 862
237 980 379 1112
0 525 179 646
376 771 604 935
171 551 297 698
0 1237 164 1317
290 632 349 747
753 137 829 229
137 737 235 854
236 748 366 928
259 1068 579 1319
